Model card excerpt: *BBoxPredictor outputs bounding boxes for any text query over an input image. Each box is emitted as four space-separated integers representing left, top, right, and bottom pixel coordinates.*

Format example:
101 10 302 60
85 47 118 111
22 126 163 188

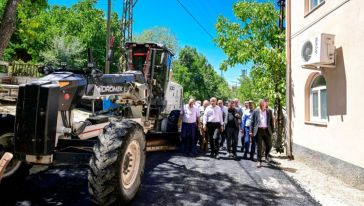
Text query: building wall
290 0 364 168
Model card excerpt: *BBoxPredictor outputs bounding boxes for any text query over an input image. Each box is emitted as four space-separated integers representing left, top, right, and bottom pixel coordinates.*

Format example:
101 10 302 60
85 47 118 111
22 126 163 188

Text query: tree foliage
172 46 231 102
133 27 179 54
0 0 6 16
235 73 258 103
0 0 47 59
2 0 121 72
215 0 286 152
40 35 85 67
215 0 285 103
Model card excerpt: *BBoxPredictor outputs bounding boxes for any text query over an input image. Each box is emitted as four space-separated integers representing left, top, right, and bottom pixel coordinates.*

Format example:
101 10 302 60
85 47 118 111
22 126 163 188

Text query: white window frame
310 85 327 122
309 0 325 11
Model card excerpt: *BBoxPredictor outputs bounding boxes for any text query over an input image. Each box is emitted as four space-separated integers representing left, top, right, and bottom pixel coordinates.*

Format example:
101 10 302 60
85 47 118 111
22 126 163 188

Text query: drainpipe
286 0 294 159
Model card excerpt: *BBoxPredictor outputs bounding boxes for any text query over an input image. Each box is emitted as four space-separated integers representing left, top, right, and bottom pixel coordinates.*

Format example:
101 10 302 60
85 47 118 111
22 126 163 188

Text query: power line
175 0 214 39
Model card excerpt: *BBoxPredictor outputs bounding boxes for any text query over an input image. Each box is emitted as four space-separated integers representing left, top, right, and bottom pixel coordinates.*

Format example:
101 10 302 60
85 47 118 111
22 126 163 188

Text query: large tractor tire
0 114 31 186
88 120 146 205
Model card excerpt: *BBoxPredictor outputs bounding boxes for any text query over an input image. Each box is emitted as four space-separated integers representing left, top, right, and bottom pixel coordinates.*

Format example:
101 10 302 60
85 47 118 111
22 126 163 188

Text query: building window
310 75 327 121
310 0 325 11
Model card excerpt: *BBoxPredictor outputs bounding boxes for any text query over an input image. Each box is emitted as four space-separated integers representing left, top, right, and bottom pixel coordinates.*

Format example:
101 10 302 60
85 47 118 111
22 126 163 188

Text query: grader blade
146 132 180 152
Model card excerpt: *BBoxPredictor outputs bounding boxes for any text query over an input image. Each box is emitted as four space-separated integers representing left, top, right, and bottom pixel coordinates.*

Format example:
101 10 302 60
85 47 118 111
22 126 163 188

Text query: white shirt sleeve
196 107 200 118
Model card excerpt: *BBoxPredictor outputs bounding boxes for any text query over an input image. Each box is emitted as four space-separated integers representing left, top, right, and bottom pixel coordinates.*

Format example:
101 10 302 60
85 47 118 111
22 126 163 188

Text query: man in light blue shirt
241 101 255 160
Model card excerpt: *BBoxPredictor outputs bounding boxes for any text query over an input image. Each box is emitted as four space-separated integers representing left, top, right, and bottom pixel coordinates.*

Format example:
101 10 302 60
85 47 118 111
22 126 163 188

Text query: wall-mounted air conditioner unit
301 33 336 69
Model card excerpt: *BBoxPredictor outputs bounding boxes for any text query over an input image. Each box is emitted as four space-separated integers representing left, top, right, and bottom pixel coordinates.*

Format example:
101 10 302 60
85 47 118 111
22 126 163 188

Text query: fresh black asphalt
0 149 319 206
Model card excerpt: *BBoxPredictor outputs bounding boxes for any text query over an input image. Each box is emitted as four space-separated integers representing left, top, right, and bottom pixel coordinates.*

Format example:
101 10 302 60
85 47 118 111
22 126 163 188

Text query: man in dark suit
250 99 274 168
224 101 240 158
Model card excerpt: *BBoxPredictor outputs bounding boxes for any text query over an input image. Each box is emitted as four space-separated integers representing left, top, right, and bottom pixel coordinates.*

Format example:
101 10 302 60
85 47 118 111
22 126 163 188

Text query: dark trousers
181 122 197 154
195 126 199 145
244 126 256 157
255 128 272 162
219 131 226 147
225 127 238 154
207 122 221 155
241 132 245 151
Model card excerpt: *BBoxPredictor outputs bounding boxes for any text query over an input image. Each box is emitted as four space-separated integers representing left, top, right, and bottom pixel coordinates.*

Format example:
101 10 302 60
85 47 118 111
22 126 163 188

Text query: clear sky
48 0 271 85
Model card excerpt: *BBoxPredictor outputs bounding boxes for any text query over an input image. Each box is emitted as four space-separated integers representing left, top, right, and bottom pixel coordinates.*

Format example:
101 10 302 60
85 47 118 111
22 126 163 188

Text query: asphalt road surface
0 149 319 206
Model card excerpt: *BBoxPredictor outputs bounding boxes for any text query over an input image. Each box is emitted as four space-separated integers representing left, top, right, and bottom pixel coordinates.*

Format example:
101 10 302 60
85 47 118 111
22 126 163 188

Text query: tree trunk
273 83 285 153
0 0 21 59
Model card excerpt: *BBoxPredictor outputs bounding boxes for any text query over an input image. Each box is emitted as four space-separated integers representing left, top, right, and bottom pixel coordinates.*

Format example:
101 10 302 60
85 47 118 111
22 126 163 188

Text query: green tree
133 27 179 54
3 0 121 72
215 0 286 152
172 46 231 102
0 0 47 60
0 0 21 58
40 35 85 67
236 73 258 103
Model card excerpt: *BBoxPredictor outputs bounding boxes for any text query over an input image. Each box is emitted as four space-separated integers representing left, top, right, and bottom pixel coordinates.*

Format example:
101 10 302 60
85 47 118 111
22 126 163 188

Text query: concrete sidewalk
271 151 364 206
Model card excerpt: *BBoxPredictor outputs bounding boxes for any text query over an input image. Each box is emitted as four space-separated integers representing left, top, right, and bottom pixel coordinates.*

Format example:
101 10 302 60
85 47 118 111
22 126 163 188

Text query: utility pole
105 0 112 74
120 0 137 72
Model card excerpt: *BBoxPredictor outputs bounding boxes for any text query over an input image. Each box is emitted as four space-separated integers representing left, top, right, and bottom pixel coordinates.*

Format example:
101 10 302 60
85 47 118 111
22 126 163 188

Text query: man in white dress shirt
181 98 200 156
203 97 224 159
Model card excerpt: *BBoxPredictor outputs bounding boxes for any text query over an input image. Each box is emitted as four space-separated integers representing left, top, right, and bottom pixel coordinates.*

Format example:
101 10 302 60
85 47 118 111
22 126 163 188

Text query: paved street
0 149 319 206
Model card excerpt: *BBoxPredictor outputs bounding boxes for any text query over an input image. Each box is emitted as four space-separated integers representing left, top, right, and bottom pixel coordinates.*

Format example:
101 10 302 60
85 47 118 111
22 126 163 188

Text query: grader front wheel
88 120 146 206
121 139 141 190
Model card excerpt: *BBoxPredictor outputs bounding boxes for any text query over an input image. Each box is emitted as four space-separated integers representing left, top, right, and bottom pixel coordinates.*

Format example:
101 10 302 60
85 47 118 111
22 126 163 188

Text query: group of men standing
181 97 274 168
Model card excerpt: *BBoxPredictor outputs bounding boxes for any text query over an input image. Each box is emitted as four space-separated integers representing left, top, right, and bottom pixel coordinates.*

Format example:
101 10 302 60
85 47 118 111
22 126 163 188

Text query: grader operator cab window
148 50 171 118
153 50 171 95
126 43 172 94
126 45 150 73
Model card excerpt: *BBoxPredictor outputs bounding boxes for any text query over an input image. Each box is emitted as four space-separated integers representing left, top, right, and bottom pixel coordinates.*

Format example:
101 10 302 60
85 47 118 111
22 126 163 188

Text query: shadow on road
0 165 94 206
132 152 282 206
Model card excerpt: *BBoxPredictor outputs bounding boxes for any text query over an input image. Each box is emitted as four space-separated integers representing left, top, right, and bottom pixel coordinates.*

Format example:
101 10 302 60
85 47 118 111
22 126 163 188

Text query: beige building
288 0 364 187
